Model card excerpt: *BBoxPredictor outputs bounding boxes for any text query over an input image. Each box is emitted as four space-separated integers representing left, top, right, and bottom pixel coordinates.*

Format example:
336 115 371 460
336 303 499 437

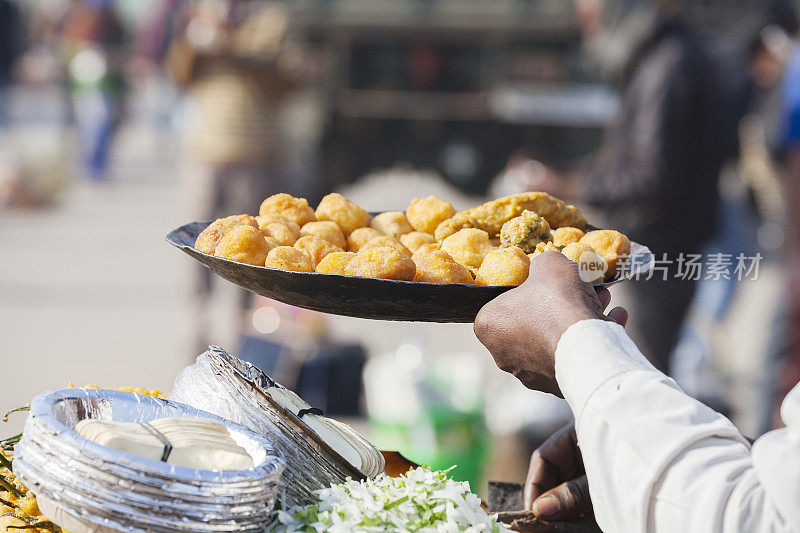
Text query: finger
595 287 611 311
523 423 580 510
532 475 592 521
606 306 628 327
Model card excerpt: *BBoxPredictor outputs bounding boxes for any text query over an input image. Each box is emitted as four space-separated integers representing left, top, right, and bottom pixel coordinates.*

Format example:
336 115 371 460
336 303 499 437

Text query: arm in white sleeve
554 319 800 533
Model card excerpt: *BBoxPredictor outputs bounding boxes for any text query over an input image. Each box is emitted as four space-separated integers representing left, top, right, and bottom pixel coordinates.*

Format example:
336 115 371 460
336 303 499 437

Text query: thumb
606 306 628 327
532 476 592 521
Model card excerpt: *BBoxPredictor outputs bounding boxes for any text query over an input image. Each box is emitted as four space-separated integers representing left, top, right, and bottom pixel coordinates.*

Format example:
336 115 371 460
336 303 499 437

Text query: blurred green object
370 404 488 490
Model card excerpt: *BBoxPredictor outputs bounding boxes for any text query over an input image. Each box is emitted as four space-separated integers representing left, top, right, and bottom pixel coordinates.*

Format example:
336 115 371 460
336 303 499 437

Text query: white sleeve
554 319 800 533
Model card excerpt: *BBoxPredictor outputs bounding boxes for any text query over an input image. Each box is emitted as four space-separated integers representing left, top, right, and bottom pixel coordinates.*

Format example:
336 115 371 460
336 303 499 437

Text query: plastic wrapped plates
169 346 385 507
13 388 284 533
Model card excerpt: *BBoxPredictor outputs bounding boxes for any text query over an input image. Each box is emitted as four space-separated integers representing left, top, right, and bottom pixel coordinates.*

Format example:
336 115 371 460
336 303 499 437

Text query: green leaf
0 454 12 470
0 474 23 498
7 520 60 531
0 497 15 508
0 434 22 451
3 406 30 423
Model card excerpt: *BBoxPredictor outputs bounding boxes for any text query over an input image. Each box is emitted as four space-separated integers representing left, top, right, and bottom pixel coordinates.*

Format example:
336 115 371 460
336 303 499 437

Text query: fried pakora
260 221 298 246
195 214 259 254
347 227 382 252
294 235 343 268
475 246 530 286
360 236 412 257
406 196 456 234
440 228 494 269
414 250 474 284
256 215 301 239
434 192 587 241
399 231 437 253
265 246 315 272
213 225 272 266
411 243 440 268
316 251 356 275
315 193 371 235
579 229 631 278
300 221 347 249
259 193 317 227
530 241 561 258
552 226 585 247
561 242 607 284
370 211 414 238
344 246 416 281
499 210 553 254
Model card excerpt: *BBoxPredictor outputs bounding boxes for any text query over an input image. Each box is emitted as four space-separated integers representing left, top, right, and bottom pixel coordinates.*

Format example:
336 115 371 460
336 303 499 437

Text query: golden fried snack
259 193 317 227
499 210 553 254
344 246 416 281
370 211 414 238
294 235 343 268
406 196 456 234
195 214 259 254
300 221 347 249
256 215 301 239
579 229 631 278
411 243 440 269
315 251 356 275
530 241 561 259
399 231 437 253
440 228 494 269
347 227 382 252
434 192 587 241
552 226 585 247
475 246 530 286
561 242 607 284
414 250 473 284
265 246 315 272
213 225 271 266
315 192 371 235
360 236 412 257
260 221 298 246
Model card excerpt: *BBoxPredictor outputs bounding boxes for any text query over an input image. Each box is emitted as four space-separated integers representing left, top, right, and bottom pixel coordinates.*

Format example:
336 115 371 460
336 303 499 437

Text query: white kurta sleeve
554 319 800 533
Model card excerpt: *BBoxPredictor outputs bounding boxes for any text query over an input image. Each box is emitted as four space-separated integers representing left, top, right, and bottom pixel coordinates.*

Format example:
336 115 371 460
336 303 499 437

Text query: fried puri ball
213 225 271 266
315 251 356 275
475 246 530 286
347 227 382 252
300 221 346 249
561 242 607 284
315 193 371 235
360 236 412 257
411 243 440 269
399 231 437 253
530 241 561 258
259 193 317 227
265 246 315 272
256 215 301 239
195 214 259 254
434 192 587 241
499 210 553 254
260 221 298 246
294 235 343 268
344 246 416 281
440 228 494 269
370 211 414 238
579 229 631 278
414 250 474 284
406 196 456 234
552 226 585 247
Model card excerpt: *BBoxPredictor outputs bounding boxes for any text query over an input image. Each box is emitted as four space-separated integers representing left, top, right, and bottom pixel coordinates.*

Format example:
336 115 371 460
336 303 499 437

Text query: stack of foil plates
13 388 284 533
169 346 385 506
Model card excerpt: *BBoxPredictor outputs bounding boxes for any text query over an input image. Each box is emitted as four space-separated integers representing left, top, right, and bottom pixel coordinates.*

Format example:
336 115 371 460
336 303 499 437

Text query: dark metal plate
166 221 653 323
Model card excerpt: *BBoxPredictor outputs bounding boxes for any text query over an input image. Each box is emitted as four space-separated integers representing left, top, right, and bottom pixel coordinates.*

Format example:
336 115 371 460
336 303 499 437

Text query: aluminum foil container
13 388 284 533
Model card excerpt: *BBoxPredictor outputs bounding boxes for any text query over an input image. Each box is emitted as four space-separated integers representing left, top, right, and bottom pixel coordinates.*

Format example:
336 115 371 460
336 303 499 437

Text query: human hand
473 251 627 396
525 421 592 521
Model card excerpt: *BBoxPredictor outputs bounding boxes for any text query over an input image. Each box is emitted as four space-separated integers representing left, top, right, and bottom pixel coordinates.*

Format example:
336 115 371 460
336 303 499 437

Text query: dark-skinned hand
474 251 628 396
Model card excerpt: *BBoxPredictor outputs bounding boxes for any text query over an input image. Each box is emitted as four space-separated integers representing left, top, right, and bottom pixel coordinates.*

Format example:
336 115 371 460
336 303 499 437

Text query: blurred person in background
0 0 22 127
515 0 730 374
59 0 127 182
166 0 302 350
